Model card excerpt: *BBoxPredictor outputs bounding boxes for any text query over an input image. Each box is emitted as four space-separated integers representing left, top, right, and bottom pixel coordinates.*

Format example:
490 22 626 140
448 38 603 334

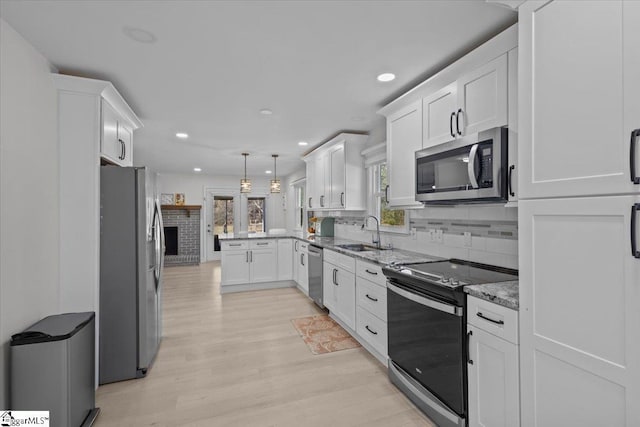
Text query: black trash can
10 312 100 427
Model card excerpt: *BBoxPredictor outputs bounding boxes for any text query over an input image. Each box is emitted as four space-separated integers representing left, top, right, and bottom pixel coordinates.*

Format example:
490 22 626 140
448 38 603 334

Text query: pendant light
270 154 281 193
240 153 251 193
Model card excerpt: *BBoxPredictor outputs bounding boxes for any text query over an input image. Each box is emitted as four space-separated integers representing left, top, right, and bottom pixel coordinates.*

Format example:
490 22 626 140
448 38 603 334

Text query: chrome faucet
364 215 381 249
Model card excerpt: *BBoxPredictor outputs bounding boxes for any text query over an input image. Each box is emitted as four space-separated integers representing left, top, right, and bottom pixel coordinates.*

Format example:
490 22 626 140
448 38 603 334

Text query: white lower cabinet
323 250 356 330
354 260 388 362
467 295 520 427
277 239 293 281
297 242 309 294
220 240 277 288
355 305 387 357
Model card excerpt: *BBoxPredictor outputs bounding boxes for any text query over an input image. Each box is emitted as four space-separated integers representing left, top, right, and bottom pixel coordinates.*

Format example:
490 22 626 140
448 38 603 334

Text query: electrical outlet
435 229 444 244
410 228 418 240
464 231 472 247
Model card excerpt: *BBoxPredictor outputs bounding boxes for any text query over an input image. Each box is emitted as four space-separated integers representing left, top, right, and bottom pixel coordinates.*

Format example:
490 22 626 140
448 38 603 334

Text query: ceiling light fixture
193 167 202 172
259 108 273 115
240 153 251 193
265 170 272 174
298 141 308 146
377 73 396 82
122 26 157 44
270 154 281 193
176 132 189 139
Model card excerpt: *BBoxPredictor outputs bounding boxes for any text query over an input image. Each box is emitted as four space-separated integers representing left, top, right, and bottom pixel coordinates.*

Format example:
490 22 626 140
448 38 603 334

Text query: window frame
292 180 306 231
368 161 409 234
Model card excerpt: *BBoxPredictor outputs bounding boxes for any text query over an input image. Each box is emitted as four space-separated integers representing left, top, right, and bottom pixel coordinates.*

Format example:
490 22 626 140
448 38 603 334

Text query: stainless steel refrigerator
99 166 165 384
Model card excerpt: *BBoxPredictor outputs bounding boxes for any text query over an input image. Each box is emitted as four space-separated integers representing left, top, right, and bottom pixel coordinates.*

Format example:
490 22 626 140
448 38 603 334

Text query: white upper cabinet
387 100 423 207
519 0 640 199
423 53 508 149
507 48 519 203
101 100 120 163
329 144 346 209
100 98 136 167
304 133 367 211
423 83 457 148
457 53 508 138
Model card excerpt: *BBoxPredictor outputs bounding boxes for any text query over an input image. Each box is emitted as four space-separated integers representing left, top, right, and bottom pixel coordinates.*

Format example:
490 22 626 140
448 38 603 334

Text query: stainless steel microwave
415 128 508 204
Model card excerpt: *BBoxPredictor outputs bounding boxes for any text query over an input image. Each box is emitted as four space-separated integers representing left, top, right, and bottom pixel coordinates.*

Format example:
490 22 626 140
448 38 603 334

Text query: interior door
205 190 238 261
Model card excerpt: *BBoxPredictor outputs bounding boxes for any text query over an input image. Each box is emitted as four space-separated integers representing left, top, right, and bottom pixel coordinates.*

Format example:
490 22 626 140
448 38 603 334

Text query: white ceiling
0 0 516 178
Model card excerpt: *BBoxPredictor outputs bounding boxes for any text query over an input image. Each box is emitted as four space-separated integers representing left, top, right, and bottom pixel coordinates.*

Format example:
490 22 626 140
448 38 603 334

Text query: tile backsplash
313 205 518 270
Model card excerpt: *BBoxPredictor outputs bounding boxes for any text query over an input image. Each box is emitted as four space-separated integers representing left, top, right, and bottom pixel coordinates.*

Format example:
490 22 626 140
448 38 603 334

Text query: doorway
205 189 240 261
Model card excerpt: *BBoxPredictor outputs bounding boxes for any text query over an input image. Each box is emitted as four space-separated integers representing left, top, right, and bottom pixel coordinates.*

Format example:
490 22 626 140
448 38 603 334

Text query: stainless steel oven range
383 260 518 427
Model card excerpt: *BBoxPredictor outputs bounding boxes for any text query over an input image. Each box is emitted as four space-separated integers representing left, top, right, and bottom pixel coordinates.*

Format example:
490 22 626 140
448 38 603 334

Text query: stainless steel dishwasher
307 245 324 308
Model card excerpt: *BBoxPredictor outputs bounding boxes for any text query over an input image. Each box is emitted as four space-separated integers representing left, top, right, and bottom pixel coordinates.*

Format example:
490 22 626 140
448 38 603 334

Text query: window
294 183 305 230
213 196 234 235
371 162 407 233
248 197 266 233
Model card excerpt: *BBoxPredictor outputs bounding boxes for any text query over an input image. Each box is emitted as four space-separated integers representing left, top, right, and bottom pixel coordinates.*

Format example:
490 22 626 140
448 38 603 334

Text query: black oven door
387 281 466 417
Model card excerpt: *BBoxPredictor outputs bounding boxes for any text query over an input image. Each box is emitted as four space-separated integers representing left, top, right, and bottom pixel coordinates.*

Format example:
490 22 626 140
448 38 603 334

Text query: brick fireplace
161 205 201 266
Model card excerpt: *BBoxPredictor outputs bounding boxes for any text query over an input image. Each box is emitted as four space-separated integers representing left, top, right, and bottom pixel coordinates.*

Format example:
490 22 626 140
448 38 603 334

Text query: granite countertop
464 281 519 310
218 232 442 266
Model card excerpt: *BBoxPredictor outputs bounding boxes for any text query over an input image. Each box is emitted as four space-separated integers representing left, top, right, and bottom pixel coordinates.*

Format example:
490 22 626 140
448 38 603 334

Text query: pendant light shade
270 154 281 193
240 153 251 193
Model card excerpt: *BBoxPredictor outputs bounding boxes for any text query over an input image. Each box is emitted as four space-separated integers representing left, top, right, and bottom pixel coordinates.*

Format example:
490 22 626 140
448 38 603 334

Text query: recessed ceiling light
259 109 273 115
298 141 308 146
265 170 272 174
193 167 202 172
377 73 396 82
122 26 157 44
176 132 189 139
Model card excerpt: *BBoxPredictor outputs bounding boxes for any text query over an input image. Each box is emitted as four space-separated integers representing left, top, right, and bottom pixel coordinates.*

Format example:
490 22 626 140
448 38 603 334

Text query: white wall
0 19 60 408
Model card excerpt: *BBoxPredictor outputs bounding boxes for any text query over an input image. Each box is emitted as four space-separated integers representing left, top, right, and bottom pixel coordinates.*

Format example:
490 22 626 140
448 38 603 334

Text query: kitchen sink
336 243 390 252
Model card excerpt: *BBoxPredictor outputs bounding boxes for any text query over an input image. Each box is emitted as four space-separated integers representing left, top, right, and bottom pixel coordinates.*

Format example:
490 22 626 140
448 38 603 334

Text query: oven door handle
387 282 463 316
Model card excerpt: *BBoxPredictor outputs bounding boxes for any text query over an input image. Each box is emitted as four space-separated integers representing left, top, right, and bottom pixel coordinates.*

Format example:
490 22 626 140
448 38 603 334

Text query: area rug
291 315 361 355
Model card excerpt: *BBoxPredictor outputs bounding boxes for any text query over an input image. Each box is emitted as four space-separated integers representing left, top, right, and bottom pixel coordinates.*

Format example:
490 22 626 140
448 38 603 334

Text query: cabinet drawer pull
364 269 378 276
365 325 378 335
508 165 515 197
449 112 456 138
476 312 504 325
632 203 640 259
229 243 242 247
340 192 345 207
365 294 378 302
456 108 463 136
256 242 268 246
308 197 312 208
246 251 249 263
631 128 640 184
384 185 389 204
320 195 324 207
333 268 338 286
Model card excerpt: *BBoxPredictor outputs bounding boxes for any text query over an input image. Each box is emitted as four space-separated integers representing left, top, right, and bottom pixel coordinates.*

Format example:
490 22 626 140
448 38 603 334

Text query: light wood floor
95 262 434 426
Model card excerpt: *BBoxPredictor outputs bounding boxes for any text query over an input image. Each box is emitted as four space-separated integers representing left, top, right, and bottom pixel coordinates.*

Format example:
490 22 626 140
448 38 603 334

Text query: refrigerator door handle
153 200 165 290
